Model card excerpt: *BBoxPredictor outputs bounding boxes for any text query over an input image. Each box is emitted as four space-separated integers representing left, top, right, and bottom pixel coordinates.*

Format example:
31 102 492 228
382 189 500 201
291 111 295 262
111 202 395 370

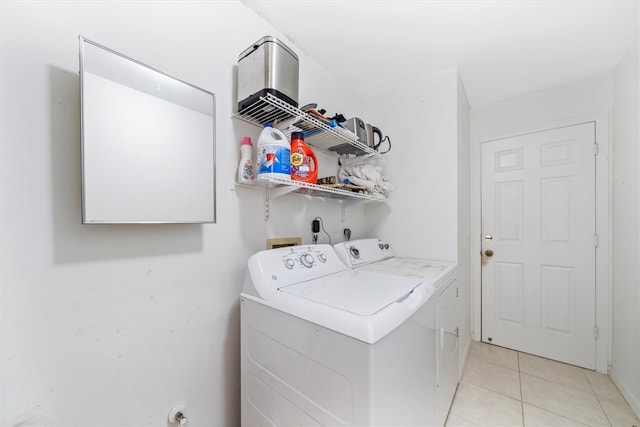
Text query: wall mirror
79 36 216 223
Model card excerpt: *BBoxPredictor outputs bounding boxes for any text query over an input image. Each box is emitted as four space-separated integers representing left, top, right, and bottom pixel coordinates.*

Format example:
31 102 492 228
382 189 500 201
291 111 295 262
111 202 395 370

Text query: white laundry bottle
237 136 255 184
256 123 290 180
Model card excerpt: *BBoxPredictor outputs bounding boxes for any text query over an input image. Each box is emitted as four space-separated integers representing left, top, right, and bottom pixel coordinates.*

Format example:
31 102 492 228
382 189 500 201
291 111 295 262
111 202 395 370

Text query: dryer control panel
333 238 394 268
245 244 348 301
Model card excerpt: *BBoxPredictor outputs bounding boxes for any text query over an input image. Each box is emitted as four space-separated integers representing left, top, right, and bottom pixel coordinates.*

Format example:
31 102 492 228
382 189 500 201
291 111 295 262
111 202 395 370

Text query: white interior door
481 122 596 369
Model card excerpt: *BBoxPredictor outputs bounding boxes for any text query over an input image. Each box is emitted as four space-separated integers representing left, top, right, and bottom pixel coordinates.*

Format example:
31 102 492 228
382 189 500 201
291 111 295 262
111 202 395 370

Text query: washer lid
278 269 421 316
362 258 455 286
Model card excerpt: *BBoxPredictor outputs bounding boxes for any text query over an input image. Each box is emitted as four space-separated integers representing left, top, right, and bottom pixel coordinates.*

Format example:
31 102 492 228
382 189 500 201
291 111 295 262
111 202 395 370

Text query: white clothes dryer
333 238 459 427
240 244 438 426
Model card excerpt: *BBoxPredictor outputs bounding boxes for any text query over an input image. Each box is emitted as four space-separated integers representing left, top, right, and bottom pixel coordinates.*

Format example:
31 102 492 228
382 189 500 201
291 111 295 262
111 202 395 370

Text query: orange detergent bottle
290 131 318 183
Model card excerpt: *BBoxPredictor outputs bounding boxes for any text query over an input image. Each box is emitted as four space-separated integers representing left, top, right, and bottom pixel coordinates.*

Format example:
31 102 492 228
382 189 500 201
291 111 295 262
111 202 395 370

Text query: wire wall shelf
235 93 380 158
235 178 385 220
260 176 384 201
233 94 387 218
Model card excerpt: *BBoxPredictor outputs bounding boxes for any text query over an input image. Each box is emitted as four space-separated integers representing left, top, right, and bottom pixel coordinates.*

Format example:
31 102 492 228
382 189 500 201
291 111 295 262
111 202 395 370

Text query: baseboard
609 365 640 419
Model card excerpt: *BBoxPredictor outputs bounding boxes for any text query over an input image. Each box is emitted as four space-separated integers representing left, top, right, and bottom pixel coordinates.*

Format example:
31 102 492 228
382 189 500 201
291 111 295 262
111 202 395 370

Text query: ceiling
240 0 639 108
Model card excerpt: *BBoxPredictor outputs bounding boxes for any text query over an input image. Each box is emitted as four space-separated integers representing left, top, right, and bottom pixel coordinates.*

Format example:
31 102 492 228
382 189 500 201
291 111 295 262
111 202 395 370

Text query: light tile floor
446 341 640 427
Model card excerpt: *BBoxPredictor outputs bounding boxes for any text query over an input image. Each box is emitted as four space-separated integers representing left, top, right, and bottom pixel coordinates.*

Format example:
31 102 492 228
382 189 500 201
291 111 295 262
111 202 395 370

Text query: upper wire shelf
234 93 380 158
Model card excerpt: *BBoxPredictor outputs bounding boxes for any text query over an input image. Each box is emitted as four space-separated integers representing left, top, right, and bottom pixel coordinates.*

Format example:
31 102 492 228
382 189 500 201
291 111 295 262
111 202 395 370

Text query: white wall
471 74 613 140
0 2 365 426
610 38 640 416
362 67 471 373
470 74 612 373
364 68 459 262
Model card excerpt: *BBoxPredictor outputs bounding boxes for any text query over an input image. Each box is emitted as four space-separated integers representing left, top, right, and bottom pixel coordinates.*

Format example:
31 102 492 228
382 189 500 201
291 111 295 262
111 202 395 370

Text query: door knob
484 249 494 257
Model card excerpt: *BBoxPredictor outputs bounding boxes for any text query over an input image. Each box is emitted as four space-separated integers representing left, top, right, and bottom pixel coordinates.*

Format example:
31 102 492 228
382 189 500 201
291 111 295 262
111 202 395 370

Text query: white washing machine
333 238 459 427
240 244 438 426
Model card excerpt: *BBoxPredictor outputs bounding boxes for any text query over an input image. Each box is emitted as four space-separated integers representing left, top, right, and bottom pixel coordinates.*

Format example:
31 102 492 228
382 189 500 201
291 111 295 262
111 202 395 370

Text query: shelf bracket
263 191 270 221
264 185 298 220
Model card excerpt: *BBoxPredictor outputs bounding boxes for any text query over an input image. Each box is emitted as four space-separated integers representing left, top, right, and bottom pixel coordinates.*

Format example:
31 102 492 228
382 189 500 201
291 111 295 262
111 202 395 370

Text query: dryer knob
284 258 295 269
300 253 314 268
349 247 360 259
318 253 327 263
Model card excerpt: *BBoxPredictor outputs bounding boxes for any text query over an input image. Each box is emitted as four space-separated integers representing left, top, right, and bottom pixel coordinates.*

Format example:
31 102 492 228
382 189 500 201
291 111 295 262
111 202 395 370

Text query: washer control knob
300 253 314 268
378 243 384 250
384 243 390 249
318 253 327 263
284 258 295 269
349 247 360 259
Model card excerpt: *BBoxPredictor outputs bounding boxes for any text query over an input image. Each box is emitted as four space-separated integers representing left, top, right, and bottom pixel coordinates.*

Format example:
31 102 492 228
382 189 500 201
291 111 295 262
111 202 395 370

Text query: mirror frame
79 36 216 224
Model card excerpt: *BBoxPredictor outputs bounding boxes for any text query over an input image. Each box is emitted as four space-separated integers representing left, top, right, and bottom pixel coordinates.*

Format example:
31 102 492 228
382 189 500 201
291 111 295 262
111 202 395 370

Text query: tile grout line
519 369 597 394
443 382 461 427
518 352 608 395
518 350 588 426
460 377 524 404
481 359 520 372
449 411 480 427
480 343 638 427
467 349 520 373
464 354 525 402
520 355 612 426
517 351 525 427
585 369 614 427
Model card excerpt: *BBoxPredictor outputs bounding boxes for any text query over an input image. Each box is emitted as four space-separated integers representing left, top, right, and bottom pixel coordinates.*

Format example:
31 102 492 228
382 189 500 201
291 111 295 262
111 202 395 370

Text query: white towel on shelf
338 164 393 196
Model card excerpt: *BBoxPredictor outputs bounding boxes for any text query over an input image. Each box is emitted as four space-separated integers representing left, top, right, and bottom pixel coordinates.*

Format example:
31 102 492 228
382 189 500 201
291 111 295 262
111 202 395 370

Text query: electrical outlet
343 228 351 240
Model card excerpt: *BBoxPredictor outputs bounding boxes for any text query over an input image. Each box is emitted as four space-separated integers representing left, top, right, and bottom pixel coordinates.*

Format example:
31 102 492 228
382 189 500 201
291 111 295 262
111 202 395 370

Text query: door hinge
594 142 599 156
594 325 599 340
594 234 599 248
456 287 459 298
455 327 459 338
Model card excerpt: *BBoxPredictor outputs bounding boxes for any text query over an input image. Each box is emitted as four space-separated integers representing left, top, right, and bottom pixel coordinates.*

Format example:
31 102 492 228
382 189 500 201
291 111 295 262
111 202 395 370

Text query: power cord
312 216 331 244
377 135 392 154
312 218 319 244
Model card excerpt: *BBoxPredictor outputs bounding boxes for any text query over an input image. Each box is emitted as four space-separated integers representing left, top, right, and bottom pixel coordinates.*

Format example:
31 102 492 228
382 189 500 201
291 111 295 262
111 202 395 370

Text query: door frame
470 112 610 373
